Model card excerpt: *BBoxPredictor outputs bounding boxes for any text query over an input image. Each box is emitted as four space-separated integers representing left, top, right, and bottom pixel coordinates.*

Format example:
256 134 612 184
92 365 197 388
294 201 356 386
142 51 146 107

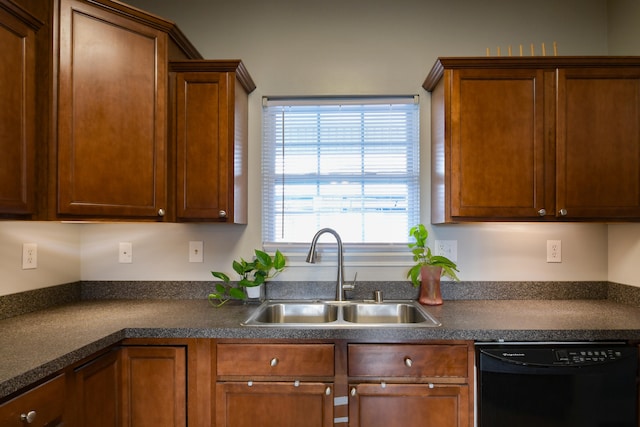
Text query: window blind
262 96 420 245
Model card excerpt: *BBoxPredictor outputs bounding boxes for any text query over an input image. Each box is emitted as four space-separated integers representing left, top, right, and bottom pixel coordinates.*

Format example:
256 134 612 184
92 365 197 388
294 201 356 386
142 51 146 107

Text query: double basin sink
242 300 441 328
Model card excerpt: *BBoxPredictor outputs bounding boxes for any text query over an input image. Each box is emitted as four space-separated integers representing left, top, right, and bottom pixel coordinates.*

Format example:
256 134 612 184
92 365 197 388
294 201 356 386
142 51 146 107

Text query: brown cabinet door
557 67 640 219
0 1 39 216
0 374 66 427
350 383 469 427
56 0 167 219
121 346 186 427
447 68 548 220
73 349 121 427
216 381 333 427
173 71 231 221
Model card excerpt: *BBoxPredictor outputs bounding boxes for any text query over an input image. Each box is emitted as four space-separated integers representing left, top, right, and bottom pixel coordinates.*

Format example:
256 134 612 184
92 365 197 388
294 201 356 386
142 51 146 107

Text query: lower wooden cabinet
349 383 469 427
0 374 66 427
347 343 473 427
1 338 473 427
216 381 333 427
73 348 121 427
215 342 336 427
69 340 197 427
121 346 187 427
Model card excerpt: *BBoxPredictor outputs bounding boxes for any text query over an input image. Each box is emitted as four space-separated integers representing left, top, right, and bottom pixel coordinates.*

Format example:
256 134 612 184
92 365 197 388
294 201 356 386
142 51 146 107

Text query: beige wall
606 0 640 286
0 222 80 295
4 0 640 297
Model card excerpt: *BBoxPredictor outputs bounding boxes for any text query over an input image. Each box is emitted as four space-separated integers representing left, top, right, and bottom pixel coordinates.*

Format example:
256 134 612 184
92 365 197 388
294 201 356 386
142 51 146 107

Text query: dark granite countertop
3 297 640 399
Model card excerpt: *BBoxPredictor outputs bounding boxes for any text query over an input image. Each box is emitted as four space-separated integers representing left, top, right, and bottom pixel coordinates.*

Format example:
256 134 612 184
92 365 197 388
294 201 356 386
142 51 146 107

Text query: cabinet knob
404 357 413 367
21 411 37 423
325 386 331 396
350 387 357 397
559 208 568 216
270 357 279 367
219 210 227 218
157 208 165 217
537 208 546 216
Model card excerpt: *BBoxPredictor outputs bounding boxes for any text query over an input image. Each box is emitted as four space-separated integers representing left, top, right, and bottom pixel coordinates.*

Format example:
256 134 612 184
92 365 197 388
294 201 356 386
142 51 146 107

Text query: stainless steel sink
342 302 433 324
241 300 441 328
248 302 339 324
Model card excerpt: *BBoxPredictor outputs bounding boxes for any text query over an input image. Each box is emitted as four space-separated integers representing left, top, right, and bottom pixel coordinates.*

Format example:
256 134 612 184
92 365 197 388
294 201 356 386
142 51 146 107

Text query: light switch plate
119 242 133 263
189 241 204 263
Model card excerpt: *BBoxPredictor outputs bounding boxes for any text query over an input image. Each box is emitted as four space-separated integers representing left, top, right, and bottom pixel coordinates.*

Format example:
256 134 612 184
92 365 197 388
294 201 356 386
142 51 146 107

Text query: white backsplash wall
77 222 609 283
0 222 81 296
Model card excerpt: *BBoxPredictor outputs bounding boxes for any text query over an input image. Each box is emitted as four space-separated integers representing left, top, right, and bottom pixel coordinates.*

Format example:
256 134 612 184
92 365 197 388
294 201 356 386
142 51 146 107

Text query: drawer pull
21 411 37 423
350 387 356 396
325 386 331 395
294 380 300 387
270 357 279 367
429 383 434 389
404 357 413 367
380 381 386 389
247 380 253 387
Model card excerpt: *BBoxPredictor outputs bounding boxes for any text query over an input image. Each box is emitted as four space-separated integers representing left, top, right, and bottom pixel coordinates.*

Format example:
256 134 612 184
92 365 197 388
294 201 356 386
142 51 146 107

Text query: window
262 96 420 247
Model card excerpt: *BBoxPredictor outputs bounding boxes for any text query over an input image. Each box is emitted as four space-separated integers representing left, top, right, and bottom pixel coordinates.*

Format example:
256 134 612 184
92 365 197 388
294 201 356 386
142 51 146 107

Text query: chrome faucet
306 228 354 301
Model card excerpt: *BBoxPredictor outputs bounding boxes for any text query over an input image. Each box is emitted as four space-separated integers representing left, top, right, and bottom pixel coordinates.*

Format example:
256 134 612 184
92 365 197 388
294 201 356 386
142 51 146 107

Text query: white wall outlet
435 240 457 262
22 243 37 269
546 240 562 263
189 241 204 263
119 242 133 263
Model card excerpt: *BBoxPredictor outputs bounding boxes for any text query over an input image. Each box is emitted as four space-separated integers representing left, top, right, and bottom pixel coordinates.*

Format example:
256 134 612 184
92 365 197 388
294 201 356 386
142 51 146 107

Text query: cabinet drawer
0 374 65 426
348 344 468 378
217 343 334 377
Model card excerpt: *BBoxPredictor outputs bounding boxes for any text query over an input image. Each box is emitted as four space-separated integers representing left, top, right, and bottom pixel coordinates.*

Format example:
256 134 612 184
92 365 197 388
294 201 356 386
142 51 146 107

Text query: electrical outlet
189 241 204 263
119 242 133 263
435 240 457 262
22 243 37 269
546 240 562 263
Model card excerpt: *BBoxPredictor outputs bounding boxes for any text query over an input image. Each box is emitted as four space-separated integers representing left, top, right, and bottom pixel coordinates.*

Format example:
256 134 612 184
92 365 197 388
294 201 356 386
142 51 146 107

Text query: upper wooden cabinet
169 60 256 223
0 0 41 217
54 0 200 220
424 57 640 223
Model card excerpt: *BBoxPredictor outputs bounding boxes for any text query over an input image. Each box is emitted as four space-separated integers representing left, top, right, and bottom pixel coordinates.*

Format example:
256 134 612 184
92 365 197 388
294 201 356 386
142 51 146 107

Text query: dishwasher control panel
478 343 635 367
555 348 624 365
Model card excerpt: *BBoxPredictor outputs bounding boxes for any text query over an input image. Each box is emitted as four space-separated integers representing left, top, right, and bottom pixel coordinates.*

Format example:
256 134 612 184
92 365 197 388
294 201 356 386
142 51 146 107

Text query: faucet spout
306 228 349 301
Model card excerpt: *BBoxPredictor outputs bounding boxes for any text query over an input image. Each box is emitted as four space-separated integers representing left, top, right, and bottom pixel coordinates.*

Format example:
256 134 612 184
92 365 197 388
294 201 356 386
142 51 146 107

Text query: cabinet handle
537 208 546 216
270 357 278 367
294 380 300 387
219 210 227 218
350 387 356 396
404 357 413 367
559 208 568 216
325 386 331 395
21 411 37 423
157 208 165 217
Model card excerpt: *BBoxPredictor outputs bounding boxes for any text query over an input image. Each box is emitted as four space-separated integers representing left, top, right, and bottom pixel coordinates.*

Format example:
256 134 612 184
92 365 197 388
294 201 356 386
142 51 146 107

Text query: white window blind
262 96 420 246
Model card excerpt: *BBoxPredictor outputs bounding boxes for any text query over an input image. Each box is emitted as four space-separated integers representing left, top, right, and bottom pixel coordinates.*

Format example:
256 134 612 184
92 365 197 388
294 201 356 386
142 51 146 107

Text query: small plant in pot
209 249 286 307
407 224 459 306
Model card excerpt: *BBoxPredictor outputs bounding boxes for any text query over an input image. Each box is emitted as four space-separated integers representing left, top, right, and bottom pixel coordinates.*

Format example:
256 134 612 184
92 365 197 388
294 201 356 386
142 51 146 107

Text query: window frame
261 95 421 261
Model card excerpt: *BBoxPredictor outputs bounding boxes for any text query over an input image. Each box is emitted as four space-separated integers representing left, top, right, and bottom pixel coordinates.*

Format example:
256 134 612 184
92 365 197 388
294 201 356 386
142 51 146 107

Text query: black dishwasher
477 342 638 427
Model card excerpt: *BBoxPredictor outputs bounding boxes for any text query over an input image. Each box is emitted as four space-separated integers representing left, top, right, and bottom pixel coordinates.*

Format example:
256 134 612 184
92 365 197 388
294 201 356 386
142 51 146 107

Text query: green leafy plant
407 224 460 287
209 249 286 307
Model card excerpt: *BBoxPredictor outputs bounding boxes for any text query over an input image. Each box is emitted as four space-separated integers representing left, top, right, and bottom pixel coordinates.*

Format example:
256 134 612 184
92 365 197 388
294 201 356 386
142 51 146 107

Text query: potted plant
407 224 459 305
209 249 286 307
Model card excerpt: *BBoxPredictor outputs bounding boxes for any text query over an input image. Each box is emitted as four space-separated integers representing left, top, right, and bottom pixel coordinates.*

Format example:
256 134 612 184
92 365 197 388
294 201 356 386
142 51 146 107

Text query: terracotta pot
418 265 443 306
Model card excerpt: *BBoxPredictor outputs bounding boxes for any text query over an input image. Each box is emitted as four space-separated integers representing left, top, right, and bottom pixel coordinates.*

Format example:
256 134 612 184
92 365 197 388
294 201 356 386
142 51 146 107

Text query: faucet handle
343 272 357 292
